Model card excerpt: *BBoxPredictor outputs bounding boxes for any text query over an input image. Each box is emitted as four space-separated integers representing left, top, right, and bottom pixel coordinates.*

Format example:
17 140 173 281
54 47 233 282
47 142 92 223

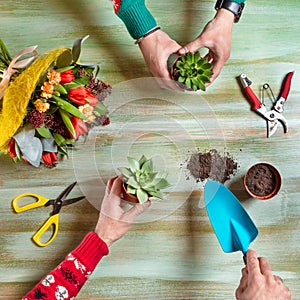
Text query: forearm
114 0 157 39
22 232 109 300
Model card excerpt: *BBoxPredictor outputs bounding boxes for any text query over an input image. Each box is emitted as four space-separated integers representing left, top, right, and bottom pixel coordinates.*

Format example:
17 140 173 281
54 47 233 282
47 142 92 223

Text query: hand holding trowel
204 180 258 264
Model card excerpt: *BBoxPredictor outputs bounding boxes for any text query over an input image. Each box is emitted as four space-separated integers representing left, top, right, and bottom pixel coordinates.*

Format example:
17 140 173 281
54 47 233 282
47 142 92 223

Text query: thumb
178 39 204 55
123 200 151 223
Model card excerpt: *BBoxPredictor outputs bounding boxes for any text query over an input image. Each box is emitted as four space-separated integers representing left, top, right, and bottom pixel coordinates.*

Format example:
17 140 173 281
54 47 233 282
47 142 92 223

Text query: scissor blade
56 181 77 202
267 120 279 138
61 196 86 206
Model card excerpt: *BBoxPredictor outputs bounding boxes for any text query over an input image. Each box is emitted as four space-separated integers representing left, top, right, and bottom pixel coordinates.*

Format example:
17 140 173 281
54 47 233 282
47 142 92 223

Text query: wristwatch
215 0 245 23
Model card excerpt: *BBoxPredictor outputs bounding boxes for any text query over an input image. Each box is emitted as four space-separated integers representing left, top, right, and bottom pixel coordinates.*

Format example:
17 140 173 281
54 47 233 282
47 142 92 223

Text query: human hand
138 29 182 90
179 9 235 86
95 176 151 246
235 249 291 300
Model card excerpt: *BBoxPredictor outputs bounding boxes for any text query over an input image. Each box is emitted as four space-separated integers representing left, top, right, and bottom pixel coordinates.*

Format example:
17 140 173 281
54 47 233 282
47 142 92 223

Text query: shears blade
267 120 279 138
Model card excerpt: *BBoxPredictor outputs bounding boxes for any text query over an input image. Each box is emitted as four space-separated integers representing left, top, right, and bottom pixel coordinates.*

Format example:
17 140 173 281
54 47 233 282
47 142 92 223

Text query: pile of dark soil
245 164 276 196
186 149 238 184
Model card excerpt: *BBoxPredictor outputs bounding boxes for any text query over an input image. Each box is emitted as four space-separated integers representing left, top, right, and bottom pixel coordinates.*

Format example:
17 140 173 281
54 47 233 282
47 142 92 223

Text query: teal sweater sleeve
115 0 246 40
116 0 157 40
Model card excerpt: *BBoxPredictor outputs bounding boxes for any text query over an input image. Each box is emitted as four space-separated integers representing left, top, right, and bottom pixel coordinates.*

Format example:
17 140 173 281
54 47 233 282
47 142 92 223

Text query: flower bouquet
0 36 110 168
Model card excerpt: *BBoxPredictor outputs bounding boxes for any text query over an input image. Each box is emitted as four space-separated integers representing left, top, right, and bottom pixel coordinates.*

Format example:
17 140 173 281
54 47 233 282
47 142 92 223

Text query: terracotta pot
167 53 191 90
121 183 140 204
244 162 282 200
167 53 180 75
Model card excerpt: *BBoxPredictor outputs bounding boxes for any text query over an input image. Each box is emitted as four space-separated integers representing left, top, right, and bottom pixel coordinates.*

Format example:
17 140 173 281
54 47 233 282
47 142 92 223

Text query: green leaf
58 146 69 156
94 101 109 116
194 51 201 62
197 80 206 91
137 188 149 204
148 190 164 199
59 109 76 138
54 84 68 95
198 75 210 83
72 35 89 63
56 66 74 73
141 158 153 173
0 39 12 65
36 126 51 138
178 76 185 83
118 167 133 178
192 77 199 86
53 95 86 119
154 178 172 190
186 52 193 64
63 83 83 90
56 50 73 68
202 62 212 70
185 78 191 88
126 185 137 195
53 132 66 147
15 141 22 160
73 76 91 86
176 61 184 69
138 155 148 166
127 176 140 189
127 156 139 172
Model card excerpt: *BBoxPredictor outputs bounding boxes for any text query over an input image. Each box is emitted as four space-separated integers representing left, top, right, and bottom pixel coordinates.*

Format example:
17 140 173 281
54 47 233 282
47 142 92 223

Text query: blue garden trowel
204 180 258 263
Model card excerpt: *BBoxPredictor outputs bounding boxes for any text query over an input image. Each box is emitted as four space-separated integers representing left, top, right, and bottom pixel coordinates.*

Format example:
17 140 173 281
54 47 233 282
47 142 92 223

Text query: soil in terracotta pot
185 149 238 184
245 164 276 196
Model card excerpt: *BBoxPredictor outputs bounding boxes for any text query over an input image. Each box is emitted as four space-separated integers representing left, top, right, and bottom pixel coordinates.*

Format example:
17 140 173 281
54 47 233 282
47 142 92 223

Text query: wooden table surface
1 0 300 299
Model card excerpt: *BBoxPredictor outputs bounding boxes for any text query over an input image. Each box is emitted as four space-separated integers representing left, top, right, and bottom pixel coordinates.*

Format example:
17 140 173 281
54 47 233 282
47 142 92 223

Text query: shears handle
12 193 50 213
280 71 294 100
244 86 264 111
32 214 59 247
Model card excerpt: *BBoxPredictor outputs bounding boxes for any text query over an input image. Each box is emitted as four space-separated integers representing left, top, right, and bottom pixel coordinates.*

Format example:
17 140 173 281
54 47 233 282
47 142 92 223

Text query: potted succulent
167 51 213 91
244 162 282 200
118 155 172 204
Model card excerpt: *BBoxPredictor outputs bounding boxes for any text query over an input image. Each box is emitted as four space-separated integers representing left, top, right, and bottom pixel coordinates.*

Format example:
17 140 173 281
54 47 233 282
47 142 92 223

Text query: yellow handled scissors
12 181 85 247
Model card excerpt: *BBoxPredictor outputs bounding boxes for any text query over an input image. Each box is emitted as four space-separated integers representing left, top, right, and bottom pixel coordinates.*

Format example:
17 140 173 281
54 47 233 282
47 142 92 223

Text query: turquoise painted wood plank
1 0 300 299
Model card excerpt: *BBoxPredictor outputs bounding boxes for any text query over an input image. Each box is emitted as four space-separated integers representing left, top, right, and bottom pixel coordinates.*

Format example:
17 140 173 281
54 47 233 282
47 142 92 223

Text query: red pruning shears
239 72 294 137
12 182 85 247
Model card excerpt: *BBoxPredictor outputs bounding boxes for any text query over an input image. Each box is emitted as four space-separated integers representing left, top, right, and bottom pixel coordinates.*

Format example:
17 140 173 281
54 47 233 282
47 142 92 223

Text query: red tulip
60 70 75 84
7 138 17 158
71 116 88 138
68 87 98 106
42 151 58 168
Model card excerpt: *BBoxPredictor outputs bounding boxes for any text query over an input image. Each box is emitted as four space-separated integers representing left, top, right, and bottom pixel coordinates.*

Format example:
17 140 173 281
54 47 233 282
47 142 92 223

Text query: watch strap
215 0 245 23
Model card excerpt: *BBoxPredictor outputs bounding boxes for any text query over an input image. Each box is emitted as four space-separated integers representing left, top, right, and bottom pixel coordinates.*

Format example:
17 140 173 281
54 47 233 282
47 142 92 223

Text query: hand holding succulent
118 155 171 204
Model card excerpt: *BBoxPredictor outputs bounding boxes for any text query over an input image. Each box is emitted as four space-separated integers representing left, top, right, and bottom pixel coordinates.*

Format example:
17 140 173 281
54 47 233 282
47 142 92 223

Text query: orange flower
47 69 61 85
79 104 95 124
41 82 54 99
34 99 50 113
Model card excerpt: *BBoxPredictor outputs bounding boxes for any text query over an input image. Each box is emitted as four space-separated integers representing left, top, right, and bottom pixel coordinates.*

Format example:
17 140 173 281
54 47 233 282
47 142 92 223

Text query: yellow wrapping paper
0 48 70 150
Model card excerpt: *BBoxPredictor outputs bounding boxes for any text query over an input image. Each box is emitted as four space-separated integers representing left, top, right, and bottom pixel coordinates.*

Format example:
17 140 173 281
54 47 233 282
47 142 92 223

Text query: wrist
215 8 235 24
135 26 161 44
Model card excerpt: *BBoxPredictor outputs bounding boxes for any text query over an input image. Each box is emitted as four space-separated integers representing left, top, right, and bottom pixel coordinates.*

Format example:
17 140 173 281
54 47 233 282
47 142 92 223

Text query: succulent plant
168 51 213 91
118 155 171 204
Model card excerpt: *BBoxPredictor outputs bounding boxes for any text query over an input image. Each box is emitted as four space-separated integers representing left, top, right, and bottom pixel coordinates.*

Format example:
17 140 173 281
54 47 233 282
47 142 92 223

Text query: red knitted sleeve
111 0 121 13
22 232 109 300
